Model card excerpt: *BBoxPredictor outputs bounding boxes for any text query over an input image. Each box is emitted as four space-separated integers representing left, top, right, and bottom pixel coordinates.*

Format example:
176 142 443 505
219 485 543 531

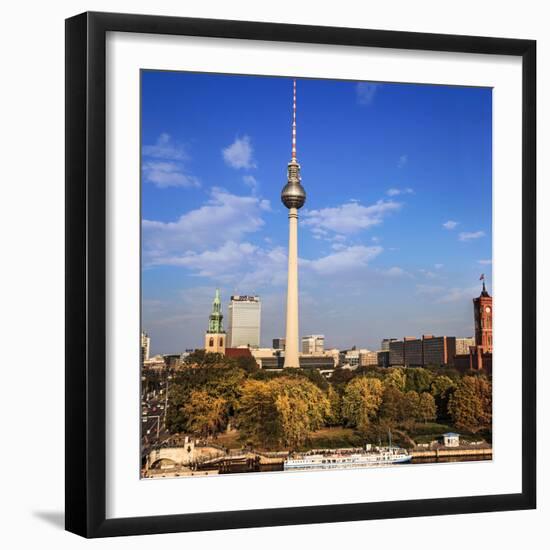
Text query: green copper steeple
207 288 225 334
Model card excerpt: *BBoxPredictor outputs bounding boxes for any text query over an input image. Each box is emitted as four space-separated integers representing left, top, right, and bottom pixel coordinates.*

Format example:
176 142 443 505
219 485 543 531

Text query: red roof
224 348 253 359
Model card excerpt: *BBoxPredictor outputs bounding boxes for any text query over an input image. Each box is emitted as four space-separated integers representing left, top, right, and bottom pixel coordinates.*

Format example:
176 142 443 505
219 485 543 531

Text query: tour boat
284 433 411 471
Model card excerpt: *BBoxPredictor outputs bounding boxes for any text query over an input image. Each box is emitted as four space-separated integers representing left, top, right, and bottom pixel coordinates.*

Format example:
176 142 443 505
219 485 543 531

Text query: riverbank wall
411 447 492 459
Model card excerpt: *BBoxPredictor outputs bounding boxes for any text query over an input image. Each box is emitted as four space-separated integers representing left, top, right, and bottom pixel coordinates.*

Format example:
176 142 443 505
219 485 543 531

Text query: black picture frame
65 11 536 538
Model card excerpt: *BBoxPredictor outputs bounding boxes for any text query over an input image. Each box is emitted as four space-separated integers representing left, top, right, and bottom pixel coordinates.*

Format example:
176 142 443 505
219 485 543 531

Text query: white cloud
160 241 257 276
146 286 223 331
142 299 166 312
442 220 459 230
304 245 383 276
142 161 201 189
331 234 347 243
142 188 270 264
302 200 401 237
398 154 408 168
434 263 444 269
459 230 485 242
222 135 256 169
419 268 438 279
143 133 187 160
142 133 200 188
239 247 288 288
438 286 481 303
175 241 396 290
416 284 445 296
478 259 493 265
242 175 259 192
386 187 414 197
356 82 380 105
383 266 408 277
150 239 288 289
416 283 483 303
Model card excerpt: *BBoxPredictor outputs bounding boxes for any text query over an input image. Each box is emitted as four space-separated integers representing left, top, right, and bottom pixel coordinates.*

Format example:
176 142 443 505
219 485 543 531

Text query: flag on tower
480 273 485 281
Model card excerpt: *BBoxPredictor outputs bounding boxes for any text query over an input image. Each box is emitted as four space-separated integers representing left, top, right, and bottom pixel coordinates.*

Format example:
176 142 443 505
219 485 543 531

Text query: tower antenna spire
291 78 297 161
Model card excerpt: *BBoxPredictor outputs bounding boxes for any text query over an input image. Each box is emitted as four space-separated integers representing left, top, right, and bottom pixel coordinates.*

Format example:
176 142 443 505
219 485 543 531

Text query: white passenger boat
284 443 411 471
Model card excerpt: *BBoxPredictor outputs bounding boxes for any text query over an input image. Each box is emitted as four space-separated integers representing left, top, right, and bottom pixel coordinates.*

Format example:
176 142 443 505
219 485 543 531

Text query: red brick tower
473 275 493 353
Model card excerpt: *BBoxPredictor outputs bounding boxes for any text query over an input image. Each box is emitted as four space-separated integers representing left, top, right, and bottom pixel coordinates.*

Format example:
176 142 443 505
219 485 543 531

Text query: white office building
340 349 360 368
456 337 475 355
359 349 378 366
140 331 150 365
302 334 325 354
227 295 261 348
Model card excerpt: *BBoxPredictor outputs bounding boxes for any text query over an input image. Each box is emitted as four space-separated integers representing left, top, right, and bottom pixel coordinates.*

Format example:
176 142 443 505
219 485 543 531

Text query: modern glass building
227 295 261 348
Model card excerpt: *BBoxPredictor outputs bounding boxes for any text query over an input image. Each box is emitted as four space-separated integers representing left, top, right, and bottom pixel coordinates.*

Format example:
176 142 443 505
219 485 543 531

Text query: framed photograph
65 11 536 538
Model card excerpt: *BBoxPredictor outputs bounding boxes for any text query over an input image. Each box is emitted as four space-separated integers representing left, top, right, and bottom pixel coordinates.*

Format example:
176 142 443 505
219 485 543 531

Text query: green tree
404 368 433 393
271 382 326 448
236 377 330 449
184 349 227 368
379 385 405 424
401 390 420 428
430 375 456 421
383 368 406 391
237 380 281 447
329 368 354 386
165 383 189 433
202 367 246 412
166 366 246 433
325 384 342 426
141 369 164 396
302 368 330 391
353 366 385 380
232 355 259 373
274 367 329 391
416 392 437 423
182 390 228 437
425 365 461 382
448 376 492 432
341 377 383 433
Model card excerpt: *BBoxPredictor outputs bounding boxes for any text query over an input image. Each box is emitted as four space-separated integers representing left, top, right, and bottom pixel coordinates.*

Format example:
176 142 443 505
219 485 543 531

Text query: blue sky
141 71 492 355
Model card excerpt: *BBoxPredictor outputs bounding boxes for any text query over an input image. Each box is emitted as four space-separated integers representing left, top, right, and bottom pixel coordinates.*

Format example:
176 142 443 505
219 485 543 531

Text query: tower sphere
281 177 306 209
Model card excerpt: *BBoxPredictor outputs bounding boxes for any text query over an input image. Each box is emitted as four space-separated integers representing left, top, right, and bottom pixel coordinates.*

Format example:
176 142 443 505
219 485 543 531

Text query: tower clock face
485 306 491 313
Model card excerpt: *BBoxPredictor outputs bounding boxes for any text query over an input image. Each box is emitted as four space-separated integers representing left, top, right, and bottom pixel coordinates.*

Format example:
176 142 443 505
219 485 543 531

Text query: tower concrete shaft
281 79 306 368
284 207 300 367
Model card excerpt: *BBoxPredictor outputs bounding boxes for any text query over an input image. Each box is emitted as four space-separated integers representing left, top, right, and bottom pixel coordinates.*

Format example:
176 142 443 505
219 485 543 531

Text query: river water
215 454 490 474
411 454 491 465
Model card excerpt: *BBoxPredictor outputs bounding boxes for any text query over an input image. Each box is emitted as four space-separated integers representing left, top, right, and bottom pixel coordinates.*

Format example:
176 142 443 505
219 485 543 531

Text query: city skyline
141 71 492 355
143 284 482 356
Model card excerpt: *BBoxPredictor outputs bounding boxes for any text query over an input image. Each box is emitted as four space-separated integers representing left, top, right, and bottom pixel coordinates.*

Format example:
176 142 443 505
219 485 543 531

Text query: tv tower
281 79 306 368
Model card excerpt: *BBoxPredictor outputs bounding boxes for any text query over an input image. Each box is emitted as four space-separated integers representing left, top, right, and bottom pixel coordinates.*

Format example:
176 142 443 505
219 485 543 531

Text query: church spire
207 288 224 333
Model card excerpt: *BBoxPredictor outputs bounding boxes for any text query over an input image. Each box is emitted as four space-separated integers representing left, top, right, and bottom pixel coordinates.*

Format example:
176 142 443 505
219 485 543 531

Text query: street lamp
144 414 161 441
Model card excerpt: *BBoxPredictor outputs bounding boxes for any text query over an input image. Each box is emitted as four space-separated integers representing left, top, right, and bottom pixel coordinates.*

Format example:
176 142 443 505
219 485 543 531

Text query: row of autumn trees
160 351 492 450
